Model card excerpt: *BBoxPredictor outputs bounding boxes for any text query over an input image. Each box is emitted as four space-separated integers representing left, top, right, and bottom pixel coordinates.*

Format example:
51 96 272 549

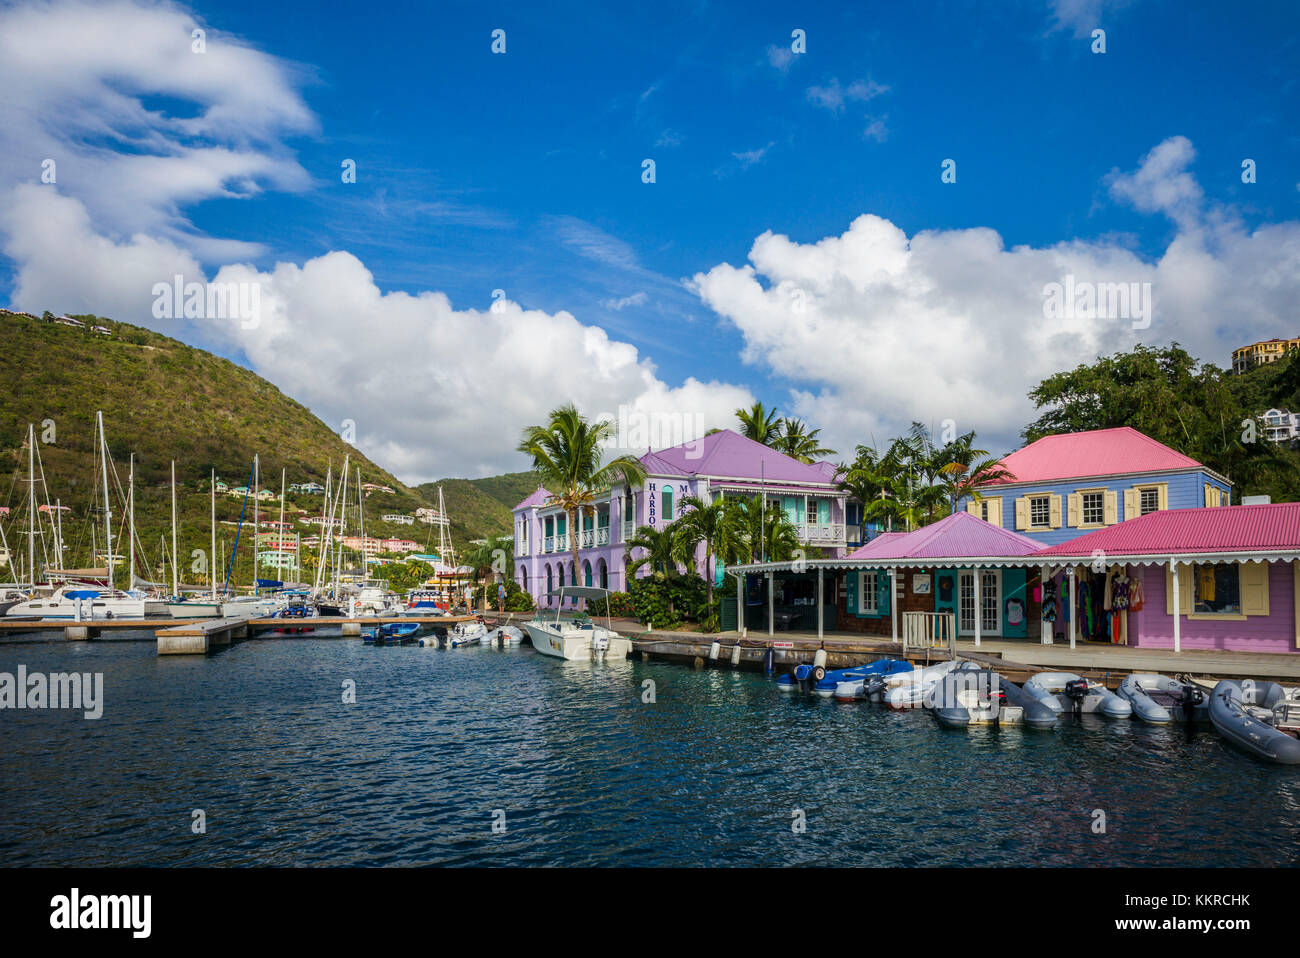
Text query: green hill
416 471 539 547
0 309 440 585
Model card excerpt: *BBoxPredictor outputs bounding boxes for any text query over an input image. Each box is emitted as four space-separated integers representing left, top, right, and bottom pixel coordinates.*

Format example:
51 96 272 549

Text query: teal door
935 570 958 618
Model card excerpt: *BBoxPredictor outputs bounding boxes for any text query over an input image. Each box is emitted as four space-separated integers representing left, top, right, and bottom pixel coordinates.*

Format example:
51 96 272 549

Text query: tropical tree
774 418 837 463
670 495 738 606
518 404 647 607
724 494 801 563
933 432 1014 515
735 402 784 446
624 524 679 578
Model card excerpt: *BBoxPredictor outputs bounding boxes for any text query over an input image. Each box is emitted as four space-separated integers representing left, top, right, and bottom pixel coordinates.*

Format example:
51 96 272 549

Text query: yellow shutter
966 500 979 516
1124 488 1137 519
1241 562 1270 616
1049 494 1063 528
1103 490 1118 525
1165 563 1194 615
1015 496 1029 531
1157 484 1168 511
1067 493 1082 527
988 497 1002 527
1203 484 1213 507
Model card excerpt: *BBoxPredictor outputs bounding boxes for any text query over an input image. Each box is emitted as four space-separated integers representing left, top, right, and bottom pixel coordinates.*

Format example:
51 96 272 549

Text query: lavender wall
1131 561 1298 654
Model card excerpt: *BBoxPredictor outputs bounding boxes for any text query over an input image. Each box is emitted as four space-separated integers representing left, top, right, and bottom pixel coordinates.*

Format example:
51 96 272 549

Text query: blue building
958 426 1233 546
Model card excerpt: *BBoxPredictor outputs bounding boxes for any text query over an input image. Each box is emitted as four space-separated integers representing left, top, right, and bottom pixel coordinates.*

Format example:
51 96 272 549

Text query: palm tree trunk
569 506 582 612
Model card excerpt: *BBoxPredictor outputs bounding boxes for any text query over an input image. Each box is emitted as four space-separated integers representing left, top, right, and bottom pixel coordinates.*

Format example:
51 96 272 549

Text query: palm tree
518 404 647 607
735 402 783 446
773 418 837 463
933 431 1014 514
624 524 679 578
725 494 802 563
671 495 737 606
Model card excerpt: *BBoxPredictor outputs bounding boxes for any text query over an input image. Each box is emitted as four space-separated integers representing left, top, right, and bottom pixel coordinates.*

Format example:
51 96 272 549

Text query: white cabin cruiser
6 585 166 619
219 594 282 618
522 586 631 661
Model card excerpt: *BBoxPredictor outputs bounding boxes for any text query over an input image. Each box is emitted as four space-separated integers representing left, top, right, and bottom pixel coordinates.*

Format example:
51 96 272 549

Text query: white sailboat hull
523 622 631 661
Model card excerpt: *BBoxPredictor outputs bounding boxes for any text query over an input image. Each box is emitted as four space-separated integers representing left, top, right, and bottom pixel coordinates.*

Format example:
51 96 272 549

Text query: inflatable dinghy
880 659 965 709
777 658 912 695
930 666 1058 728
448 620 488 647
833 659 945 702
1117 673 1208 724
1024 671 1131 718
485 625 524 647
365 621 421 644
1209 680 1300 765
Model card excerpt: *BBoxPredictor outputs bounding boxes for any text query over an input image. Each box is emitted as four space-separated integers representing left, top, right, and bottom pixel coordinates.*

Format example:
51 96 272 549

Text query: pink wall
1131 562 1298 654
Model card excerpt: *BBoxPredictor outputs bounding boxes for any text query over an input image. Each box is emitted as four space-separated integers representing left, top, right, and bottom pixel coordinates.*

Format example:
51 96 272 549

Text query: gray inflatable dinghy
930 667 1058 728
1117 673 1208 724
1209 680 1300 765
1024 671 1131 718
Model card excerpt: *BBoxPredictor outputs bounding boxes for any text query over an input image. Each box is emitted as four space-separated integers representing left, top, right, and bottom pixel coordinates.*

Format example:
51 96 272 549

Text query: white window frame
1081 490 1105 526
859 570 879 615
1028 495 1051 529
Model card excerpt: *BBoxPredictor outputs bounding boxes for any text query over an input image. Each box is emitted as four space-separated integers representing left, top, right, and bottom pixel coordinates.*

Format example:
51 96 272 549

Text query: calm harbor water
1 632 1298 867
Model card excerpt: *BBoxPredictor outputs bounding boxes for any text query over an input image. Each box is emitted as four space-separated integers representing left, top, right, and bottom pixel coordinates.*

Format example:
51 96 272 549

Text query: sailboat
165 464 224 617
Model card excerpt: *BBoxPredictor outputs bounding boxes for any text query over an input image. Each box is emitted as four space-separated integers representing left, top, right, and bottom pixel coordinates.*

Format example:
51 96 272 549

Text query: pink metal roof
983 426 1204 485
639 429 839 486
1034 502 1300 557
845 512 1042 560
845 531 908 559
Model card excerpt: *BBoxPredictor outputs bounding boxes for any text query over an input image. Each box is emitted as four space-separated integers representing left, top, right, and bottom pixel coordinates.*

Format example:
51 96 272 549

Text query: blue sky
1 0 1297 479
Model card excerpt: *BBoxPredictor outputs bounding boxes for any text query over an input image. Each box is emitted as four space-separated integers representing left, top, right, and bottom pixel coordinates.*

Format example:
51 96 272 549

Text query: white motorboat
522 586 631 661
219 595 281 618
165 597 226 618
448 619 489 647
6 585 166 619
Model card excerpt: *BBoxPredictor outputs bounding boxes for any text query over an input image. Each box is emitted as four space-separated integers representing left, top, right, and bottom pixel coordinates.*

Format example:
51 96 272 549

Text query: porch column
973 567 982 648
1068 566 1077 650
767 570 774 637
890 568 898 642
1040 565 1052 645
1170 558 1181 654
737 573 744 635
816 566 824 640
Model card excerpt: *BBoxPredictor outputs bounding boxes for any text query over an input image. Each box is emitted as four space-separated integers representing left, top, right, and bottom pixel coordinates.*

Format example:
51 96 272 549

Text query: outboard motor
1177 685 1201 722
792 663 814 691
1063 678 1090 713
496 629 505 649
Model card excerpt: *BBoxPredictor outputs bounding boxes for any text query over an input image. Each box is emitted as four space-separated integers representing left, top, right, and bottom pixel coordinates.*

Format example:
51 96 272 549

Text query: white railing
544 536 554 553
596 527 609 546
903 612 957 658
798 522 846 543
580 530 595 548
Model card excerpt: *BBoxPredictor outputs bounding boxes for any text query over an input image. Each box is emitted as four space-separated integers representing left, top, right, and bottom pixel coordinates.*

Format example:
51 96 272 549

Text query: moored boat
1117 673 1208 724
365 621 421 644
522 586 630 661
1023 671 1131 718
1209 680 1300 764
876 659 962 708
449 618 489 647
779 657 912 695
930 666 1058 727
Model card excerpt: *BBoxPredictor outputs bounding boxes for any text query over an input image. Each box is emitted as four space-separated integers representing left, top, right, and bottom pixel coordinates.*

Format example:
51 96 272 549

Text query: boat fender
763 646 775 675
730 643 742 667
709 639 721 661
813 647 827 671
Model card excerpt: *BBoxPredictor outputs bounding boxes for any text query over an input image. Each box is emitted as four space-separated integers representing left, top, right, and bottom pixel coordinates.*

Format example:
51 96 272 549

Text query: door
958 570 1002 635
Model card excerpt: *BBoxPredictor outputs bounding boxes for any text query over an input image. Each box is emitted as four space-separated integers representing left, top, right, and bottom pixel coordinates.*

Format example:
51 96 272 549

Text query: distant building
380 513 414 525
1262 408 1300 443
415 507 449 526
288 482 325 495
381 538 420 553
1233 336 1300 373
360 482 395 495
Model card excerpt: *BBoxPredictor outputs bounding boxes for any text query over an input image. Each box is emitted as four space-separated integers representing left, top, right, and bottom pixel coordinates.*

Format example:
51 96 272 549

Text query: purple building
512 429 851 607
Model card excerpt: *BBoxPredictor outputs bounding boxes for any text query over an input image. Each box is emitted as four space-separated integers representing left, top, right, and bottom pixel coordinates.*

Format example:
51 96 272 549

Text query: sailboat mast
252 454 259 593
98 412 113 593
171 461 178 597
210 469 217 601
128 453 136 591
277 467 286 584
27 423 35 587
357 467 364 569
335 456 350 596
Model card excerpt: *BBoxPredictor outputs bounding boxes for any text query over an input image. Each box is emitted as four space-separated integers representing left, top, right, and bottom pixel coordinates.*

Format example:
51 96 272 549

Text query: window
979 500 992 522
1193 562 1241 615
859 570 879 614
1081 491 1105 525
1138 487 1160 515
1029 495 1051 528
662 487 674 522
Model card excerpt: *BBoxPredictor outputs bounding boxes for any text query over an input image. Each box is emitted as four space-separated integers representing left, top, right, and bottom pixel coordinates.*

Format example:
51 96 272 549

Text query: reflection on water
0 634 1297 866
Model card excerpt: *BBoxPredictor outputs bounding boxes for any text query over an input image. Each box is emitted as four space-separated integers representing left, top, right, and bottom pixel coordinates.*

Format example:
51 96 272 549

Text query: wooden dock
0 613 477 654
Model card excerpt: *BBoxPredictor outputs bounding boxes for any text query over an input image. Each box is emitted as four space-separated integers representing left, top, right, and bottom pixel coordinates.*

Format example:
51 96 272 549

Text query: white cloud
690 137 1300 457
1105 135 1203 230
1046 0 1131 38
0 0 314 259
806 77 889 112
601 292 648 311
732 142 776 169
766 44 794 72
862 115 889 143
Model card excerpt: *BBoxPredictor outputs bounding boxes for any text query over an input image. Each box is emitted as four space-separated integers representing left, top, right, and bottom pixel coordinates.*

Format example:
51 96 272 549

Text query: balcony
797 522 846 544
621 520 634 542
577 528 610 548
